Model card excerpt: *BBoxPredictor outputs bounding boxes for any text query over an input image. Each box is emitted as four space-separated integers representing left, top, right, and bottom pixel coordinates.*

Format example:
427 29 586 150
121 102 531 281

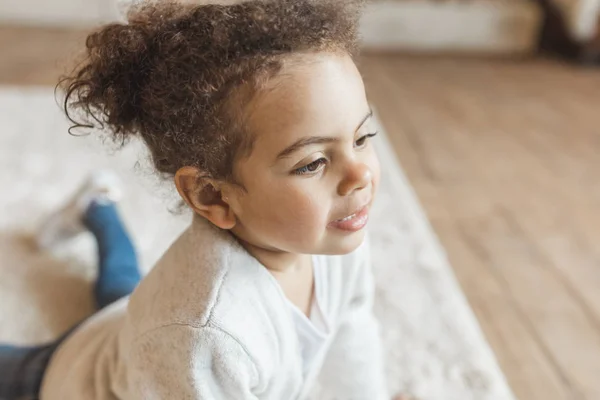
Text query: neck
236 237 311 275
237 237 315 316
226 229 315 316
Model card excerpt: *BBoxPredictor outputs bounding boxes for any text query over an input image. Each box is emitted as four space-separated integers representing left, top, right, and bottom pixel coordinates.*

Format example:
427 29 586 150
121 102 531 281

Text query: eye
293 158 327 176
355 131 378 148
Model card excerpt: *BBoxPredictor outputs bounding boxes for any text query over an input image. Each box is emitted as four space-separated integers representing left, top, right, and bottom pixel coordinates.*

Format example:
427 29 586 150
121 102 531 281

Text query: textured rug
0 87 514 400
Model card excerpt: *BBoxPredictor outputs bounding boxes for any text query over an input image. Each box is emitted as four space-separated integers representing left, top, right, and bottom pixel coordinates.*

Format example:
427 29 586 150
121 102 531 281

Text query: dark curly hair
61 0 364 182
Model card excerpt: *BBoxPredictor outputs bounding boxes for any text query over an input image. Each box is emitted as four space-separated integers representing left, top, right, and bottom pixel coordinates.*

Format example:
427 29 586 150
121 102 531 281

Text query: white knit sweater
40 216 388 400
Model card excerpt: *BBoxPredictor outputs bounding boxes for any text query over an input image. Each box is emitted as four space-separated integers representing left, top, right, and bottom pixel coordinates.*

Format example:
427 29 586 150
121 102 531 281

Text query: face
226 52 380 256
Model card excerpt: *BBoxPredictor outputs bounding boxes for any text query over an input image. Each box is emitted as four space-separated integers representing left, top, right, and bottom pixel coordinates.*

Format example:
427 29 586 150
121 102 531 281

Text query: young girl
1 0 403 398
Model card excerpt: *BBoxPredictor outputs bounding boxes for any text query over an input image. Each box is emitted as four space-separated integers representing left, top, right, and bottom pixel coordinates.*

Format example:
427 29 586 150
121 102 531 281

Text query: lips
328 204 370 232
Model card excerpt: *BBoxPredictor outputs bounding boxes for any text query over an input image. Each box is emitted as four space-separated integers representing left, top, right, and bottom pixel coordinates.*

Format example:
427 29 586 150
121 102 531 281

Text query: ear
174 166 237 230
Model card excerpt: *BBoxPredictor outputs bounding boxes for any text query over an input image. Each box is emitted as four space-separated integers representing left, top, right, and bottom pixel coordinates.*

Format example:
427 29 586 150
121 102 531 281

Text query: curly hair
61 0 364 181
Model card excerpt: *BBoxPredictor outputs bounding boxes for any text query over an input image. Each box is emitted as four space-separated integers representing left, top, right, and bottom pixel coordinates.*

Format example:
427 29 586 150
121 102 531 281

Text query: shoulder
124 217 296 368
126 217 282 334
125 221 228 333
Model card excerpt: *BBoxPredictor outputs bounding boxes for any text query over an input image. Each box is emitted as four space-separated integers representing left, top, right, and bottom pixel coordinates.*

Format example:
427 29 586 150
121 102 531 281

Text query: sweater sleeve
319 240 389 400
128 323 259 399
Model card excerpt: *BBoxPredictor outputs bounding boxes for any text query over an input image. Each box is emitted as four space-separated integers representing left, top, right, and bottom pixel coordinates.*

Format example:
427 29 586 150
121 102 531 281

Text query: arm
128 324 259 399
319 239 389 400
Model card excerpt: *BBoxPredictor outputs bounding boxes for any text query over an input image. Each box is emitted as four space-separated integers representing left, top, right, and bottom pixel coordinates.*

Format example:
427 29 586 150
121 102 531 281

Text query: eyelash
293 158 327 175
292 131 379 176
355 131 378 148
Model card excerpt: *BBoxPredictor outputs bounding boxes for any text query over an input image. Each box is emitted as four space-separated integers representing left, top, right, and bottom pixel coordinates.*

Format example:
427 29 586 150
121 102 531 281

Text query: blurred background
1 1 600 399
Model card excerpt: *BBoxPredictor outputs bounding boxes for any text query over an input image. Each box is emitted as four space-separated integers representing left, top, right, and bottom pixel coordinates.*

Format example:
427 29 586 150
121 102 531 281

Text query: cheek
280 188 326 224
251 183 328 234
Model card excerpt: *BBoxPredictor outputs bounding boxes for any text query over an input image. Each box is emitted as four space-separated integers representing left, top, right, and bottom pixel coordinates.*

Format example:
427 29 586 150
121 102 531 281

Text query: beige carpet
0 87 514 400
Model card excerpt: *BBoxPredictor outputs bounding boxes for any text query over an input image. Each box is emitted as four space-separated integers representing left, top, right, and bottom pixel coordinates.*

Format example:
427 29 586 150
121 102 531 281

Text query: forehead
244 53 369 160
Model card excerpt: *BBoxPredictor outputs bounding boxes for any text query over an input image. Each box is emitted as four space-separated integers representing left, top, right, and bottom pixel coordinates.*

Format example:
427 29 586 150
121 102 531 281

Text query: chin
322 229 366 255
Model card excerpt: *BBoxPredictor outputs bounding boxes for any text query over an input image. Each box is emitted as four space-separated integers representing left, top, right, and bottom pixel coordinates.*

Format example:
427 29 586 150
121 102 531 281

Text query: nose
337 162 372 196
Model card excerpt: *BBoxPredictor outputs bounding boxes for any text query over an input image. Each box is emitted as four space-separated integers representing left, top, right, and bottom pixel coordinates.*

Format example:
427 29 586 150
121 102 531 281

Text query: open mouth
328 205 370 232
336 210 362 222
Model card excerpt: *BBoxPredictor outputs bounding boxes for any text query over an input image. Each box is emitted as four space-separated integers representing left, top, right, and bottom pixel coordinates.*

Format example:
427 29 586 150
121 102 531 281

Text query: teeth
338 212 356 222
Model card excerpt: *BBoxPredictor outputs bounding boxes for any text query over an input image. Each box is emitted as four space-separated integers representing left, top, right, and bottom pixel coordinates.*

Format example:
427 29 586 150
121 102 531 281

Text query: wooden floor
360 54 600 400
2 25 600 400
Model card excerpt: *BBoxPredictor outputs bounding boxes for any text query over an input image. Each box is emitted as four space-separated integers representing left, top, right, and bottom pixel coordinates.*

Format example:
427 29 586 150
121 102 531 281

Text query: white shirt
286 256 330 377
41 216 388 400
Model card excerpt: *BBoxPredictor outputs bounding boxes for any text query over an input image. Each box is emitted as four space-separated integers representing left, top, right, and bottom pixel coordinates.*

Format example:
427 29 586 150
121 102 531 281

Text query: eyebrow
276 109 374 160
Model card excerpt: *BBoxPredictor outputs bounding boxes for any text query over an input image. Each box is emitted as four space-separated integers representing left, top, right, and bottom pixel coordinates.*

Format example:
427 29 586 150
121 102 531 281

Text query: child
1 0 402 398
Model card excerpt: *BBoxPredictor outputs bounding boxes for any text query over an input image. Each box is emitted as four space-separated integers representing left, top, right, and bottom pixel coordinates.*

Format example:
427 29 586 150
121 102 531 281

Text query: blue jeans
0 202 141 400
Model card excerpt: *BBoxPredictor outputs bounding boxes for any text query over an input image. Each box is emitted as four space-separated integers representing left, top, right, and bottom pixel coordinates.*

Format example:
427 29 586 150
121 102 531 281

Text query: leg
37 171 141 310
0 172 140 398
84 201 141 310
0 343 57 399
0 329 71 399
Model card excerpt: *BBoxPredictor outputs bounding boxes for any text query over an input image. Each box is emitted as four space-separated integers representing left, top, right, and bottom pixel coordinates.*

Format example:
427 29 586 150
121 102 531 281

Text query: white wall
0 0 243 25
0 0 120 26
552 0 600 40
0 0 542 54
360 1 541 53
